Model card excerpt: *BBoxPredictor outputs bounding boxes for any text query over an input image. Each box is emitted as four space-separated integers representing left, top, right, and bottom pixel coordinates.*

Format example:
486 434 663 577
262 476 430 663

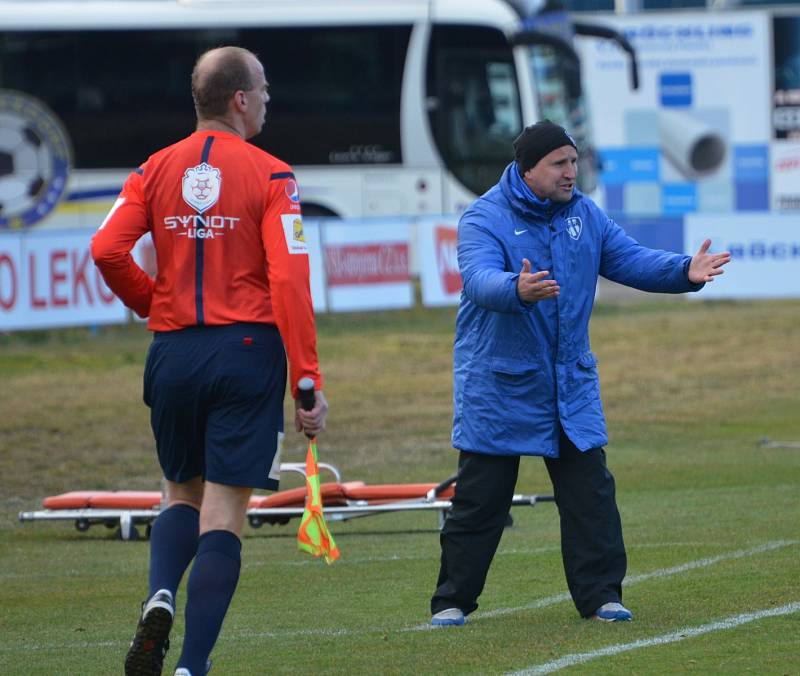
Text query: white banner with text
685 213 800 299
320 220 413 312
0 229 125 331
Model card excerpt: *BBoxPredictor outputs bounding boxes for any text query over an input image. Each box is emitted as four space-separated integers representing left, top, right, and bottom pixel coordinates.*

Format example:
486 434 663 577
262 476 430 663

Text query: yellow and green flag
297 437 340 564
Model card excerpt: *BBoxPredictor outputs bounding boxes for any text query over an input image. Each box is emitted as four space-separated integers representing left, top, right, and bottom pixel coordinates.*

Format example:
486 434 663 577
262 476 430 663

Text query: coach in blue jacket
430 121 730 626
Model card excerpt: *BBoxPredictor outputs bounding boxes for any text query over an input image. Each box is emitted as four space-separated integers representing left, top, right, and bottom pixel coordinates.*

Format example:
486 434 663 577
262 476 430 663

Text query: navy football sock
148 503 200 600
177 529 242 675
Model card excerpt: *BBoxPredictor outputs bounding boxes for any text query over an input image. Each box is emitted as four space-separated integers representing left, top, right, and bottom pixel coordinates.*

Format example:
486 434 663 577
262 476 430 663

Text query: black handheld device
298 377 316 411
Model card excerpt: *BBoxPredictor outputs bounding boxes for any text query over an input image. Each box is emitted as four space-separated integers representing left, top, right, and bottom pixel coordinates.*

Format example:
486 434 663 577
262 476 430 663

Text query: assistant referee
92 46 327 676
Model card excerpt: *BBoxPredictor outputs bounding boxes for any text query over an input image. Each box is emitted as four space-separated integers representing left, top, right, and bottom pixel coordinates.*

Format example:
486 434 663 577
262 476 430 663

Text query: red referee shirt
91 129 322 397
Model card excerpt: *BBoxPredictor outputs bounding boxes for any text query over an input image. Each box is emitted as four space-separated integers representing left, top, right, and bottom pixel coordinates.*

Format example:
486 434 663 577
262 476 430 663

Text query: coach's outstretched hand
517 258 560 303
295 389 328 437
688 239 731 283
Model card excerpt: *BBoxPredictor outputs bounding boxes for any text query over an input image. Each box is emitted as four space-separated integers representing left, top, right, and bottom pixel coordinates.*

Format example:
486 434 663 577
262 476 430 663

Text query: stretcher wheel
75 519 90 532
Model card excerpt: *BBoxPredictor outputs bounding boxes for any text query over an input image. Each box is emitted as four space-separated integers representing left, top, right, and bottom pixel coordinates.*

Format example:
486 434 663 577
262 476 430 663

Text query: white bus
0 0 637 229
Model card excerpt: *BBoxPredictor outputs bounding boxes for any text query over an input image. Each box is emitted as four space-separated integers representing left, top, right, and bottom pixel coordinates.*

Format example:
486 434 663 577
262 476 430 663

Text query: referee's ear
233 90 247 111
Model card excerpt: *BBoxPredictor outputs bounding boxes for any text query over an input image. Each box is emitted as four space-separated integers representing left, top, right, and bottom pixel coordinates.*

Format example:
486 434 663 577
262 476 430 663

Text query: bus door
426 24 523 214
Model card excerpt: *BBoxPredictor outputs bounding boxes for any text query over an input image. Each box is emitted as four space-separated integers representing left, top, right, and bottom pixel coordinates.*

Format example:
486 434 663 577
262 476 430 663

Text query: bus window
426 25 521 196
0 24 411 170
0 29 205 168
244 26 410 166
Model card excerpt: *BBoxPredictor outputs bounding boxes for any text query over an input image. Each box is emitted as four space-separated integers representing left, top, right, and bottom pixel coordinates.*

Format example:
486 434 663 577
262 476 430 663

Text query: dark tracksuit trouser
431 428 627 618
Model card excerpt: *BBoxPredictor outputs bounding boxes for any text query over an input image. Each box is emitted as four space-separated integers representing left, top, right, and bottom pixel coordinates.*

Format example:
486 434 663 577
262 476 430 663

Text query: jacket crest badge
565 216 583 241
182 162 221 213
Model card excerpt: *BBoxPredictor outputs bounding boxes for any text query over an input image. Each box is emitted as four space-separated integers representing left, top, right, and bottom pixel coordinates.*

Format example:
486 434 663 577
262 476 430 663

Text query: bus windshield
528 44 597 194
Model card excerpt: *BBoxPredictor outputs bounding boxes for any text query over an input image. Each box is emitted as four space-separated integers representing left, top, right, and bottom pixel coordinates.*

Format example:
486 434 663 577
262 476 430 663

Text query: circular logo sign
0 90 72 229
285 177 299 203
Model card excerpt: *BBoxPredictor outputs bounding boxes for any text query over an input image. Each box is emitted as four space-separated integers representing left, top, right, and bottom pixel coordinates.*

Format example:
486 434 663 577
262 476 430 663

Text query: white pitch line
0 540 753 580
244 541 723 570
246 545 561 568
622 539 796 587
419 539 798 627
508 602 800 675
1 540 796 653
0 540 735 581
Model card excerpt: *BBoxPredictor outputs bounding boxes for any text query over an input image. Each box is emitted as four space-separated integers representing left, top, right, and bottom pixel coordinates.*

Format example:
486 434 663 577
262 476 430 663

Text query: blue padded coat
451 163 703 457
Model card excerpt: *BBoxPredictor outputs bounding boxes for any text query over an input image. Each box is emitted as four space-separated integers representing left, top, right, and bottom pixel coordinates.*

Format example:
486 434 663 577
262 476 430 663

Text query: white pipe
658 109 727 179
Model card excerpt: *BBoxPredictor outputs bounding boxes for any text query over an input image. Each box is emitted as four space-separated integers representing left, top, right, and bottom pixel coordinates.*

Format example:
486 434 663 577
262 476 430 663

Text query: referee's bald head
191 46 258 120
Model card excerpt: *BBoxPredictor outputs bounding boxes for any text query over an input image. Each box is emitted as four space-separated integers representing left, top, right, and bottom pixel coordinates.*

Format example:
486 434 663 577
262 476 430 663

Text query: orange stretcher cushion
89 491 163 509
249 481 365 509
42 491 163 510
41 480 453 511
42 491 98 509
343 483 455 501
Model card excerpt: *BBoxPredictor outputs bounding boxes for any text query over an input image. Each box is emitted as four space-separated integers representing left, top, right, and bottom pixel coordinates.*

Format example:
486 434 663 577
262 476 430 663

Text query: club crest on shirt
565 216 583 241
182 162 221 213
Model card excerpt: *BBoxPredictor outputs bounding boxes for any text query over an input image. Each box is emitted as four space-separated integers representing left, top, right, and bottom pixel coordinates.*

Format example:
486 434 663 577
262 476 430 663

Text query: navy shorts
143 323 286 490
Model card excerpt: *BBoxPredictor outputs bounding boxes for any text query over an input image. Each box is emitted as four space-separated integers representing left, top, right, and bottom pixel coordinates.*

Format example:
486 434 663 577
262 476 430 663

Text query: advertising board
317 220 413 312
418 218 461 307
0 229 125 330
771 15 800 211
685 213 800 299
579 12 771 215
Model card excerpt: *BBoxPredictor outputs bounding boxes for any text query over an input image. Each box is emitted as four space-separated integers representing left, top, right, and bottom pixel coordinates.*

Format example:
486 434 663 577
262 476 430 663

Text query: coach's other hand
295 389 328 437
688 239 731 284
517 258 559 303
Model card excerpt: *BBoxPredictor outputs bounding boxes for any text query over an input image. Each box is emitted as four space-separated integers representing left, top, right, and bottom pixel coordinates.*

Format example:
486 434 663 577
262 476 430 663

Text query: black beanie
513 120 577 174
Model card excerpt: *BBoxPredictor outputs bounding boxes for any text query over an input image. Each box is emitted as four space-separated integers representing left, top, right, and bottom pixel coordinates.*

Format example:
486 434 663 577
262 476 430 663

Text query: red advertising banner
419 218 462 307
435 225 462 295
321 220 413 312
324 242 409 287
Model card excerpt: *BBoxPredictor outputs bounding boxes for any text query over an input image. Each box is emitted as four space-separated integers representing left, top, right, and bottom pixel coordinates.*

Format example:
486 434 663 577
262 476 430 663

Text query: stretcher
18 462 554 540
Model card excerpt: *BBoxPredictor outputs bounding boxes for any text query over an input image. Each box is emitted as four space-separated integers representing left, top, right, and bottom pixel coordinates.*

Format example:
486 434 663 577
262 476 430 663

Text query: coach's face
523 145 578 202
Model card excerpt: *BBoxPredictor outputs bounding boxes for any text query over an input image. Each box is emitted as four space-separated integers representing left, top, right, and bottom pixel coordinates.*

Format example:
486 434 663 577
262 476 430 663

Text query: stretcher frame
18 462 554 540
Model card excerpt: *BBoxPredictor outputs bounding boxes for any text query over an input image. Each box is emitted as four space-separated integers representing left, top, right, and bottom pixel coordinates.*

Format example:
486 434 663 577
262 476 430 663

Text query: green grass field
1 299 799 674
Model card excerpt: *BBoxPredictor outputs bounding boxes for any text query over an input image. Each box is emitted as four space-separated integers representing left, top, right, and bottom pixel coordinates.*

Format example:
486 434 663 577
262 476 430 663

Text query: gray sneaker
593 602 633 622
431 607 466 626
125 589 175 675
